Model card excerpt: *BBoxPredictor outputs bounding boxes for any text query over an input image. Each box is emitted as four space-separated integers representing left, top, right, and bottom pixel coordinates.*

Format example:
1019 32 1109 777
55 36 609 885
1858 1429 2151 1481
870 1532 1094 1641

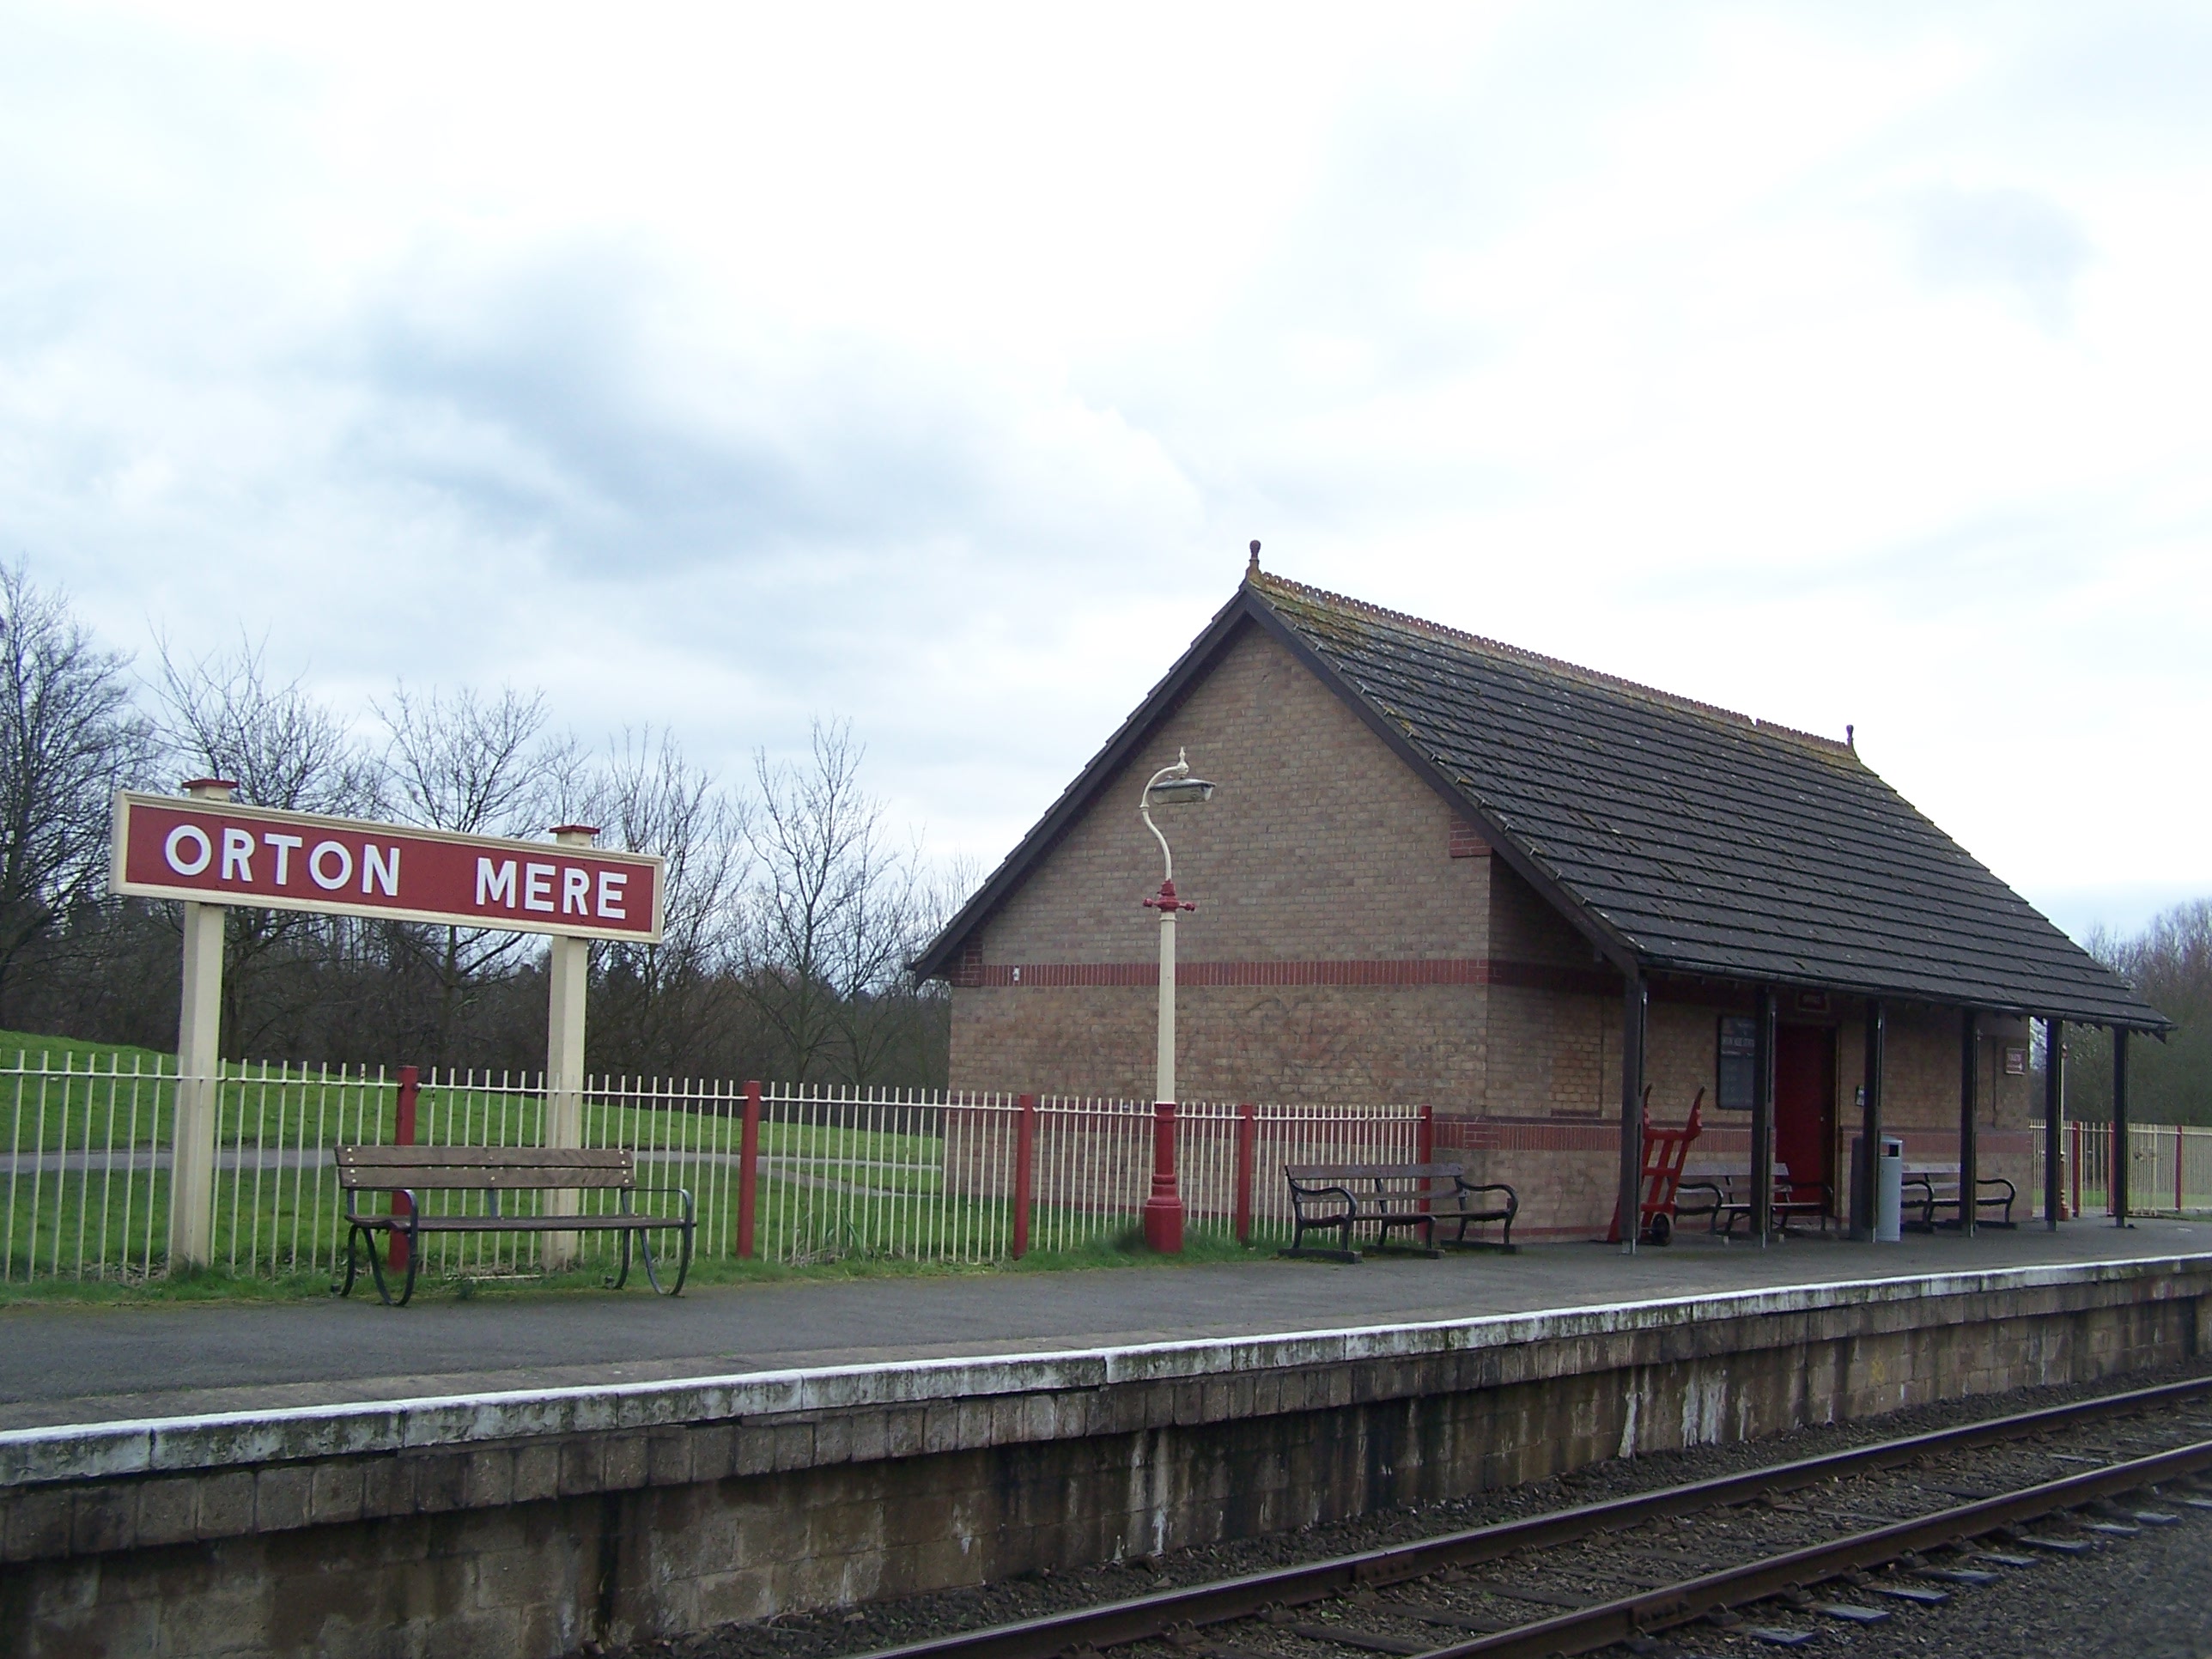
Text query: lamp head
1145 746 1216 807
1146 775 1216 807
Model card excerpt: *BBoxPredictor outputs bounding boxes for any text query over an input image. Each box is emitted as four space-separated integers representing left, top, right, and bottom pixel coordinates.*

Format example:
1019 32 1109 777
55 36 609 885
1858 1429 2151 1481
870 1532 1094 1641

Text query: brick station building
914 560 2169 1239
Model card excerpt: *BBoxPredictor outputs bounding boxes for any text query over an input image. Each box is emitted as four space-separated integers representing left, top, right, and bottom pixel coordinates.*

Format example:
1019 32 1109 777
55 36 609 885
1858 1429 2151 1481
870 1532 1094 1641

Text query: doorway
1774 1024 1837 1212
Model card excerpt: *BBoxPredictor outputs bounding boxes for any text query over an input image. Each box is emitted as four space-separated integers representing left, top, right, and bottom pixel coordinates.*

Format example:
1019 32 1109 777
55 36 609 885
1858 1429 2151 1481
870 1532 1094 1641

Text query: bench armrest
1451 1177 1519 1214
631 1185 696 1223
1288 1182 1358 1217
344 1185 418 1224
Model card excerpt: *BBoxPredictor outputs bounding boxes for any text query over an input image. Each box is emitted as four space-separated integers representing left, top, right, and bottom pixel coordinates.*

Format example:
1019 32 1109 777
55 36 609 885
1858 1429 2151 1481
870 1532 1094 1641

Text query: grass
0 1028 1292 1304
0 1029 176 1071
0 1220 1284 1306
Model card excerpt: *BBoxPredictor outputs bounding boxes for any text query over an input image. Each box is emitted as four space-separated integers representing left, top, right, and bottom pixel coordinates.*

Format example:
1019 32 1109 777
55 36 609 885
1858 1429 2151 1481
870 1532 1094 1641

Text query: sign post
171 780 236 1270
544 823 598 1266
109 788 665 1275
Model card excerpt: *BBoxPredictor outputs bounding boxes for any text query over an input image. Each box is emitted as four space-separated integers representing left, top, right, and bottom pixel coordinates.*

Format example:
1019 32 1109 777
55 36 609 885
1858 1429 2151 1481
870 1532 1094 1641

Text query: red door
1774 1024 1836 1212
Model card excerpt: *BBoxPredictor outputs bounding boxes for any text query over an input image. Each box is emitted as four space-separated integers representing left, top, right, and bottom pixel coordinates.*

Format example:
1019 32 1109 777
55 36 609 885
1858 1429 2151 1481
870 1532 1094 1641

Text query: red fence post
387 1065 419 1274
737 1079 762 1261
1012 1094 1036 1259
1142 1101 1184 1253
1234 1103 1256 1245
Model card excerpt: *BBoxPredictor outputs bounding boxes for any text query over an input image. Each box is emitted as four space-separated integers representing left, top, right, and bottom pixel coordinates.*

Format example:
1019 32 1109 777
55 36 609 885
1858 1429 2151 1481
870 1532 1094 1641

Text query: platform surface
4 1219 2208 1431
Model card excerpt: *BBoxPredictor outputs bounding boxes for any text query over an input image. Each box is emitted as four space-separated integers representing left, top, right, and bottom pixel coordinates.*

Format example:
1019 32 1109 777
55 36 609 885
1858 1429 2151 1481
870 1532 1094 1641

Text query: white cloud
2 1 2209 937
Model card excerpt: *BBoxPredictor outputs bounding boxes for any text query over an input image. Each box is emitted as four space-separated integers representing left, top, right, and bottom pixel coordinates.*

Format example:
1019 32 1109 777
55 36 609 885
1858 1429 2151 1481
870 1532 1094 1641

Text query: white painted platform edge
5 1251 2208 1487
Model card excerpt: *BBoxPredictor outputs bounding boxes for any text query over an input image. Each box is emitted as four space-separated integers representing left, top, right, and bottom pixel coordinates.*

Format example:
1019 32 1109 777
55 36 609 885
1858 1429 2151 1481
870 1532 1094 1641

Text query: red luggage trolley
1607 1086 1705 1245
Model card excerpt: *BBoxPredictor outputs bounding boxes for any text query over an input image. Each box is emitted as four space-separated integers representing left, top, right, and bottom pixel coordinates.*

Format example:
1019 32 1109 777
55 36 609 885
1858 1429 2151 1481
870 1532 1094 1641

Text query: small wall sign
1717 1016 1758 1110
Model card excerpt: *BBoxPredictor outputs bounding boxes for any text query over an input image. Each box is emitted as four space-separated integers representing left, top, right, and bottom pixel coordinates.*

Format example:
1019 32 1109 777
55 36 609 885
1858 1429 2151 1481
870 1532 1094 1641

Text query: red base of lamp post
1143 1190 1185 1253
1144 1100 1184 1253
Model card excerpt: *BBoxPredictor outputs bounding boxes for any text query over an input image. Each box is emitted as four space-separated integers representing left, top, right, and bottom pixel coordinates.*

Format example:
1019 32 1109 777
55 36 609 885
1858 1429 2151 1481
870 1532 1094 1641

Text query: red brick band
971 957 1617 994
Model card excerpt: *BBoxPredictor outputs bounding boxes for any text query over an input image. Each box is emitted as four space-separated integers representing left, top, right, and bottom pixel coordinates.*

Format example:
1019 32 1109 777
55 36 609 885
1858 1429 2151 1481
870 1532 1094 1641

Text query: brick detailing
971 957 1617 993
953 939 983 990
1449 818 1492 859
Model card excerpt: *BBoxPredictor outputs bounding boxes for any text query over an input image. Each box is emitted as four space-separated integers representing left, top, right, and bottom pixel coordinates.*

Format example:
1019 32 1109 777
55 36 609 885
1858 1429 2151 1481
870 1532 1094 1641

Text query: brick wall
952 622 1492 1102
945 618 2044 1237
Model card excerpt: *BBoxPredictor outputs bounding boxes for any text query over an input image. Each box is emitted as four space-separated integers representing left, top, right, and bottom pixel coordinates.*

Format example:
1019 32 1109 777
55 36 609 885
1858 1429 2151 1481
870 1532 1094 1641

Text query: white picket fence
0 1051 1424 1284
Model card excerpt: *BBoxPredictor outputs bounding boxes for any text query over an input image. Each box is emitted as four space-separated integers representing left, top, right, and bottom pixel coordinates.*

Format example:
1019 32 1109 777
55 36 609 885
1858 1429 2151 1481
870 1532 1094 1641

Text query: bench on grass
1677 1162 1832 1237
1904 1162 2017 1230
1283 1162 1518 1261
335 1145 695 1306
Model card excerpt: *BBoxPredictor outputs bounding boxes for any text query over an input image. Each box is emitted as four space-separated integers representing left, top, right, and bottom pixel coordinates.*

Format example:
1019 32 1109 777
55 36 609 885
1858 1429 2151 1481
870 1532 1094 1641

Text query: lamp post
1139 747 1216 1252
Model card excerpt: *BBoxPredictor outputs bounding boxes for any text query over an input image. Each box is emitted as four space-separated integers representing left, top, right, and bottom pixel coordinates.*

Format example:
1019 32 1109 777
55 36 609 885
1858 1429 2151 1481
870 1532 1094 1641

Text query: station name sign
108 793 665 944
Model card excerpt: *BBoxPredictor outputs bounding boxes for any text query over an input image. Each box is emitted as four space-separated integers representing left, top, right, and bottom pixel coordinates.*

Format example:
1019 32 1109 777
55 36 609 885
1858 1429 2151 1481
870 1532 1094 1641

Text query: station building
914 561 2168 1238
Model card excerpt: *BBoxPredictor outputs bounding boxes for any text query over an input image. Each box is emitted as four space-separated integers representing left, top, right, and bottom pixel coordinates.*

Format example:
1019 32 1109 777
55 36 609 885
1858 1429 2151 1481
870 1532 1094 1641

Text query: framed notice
1717 1016 1759 1110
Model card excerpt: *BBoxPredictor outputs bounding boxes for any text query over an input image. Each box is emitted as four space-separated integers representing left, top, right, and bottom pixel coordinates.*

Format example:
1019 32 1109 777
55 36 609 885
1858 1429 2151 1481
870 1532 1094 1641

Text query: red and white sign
108 793 665 943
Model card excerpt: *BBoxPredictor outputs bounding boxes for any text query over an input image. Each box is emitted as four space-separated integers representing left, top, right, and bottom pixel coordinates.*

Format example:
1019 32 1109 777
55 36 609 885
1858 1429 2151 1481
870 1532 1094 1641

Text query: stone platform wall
6 1255 2209 1659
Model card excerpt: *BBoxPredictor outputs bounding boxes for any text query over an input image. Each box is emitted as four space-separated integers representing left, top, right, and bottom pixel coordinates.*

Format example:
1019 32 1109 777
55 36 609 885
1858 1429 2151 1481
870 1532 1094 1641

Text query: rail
850 1373 2212 1659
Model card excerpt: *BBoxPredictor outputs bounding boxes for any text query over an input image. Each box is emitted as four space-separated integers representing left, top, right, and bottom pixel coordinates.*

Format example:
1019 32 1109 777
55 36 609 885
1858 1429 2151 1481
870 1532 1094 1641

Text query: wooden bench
1903 1162 2017 1231
336 1146 696 1305
1677 1162 1832 1237
1283 1163 1517 1261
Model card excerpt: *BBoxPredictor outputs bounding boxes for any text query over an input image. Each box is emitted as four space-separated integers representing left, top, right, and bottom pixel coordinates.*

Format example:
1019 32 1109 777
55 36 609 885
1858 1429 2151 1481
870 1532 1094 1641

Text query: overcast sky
4 3 2209 942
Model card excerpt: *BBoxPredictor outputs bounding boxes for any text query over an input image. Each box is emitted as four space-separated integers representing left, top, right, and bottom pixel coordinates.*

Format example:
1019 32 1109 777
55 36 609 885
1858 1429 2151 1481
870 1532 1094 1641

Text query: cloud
0 1 2208 926
1905 185 2092 331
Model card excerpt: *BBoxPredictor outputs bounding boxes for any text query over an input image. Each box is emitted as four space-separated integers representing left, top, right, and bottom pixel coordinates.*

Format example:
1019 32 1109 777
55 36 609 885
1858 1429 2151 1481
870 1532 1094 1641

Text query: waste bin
1852 1135 1907 1242
1876 1136 1904 1242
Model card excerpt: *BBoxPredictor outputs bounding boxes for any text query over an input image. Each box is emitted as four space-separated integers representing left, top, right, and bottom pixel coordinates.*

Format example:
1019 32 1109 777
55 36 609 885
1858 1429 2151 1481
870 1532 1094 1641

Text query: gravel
585 1360 2212 1659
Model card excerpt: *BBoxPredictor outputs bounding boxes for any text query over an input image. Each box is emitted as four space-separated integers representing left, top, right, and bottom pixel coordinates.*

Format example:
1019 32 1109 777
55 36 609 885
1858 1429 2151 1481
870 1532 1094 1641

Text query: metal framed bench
1904 1162 2017 1230
1679 1162 1832 1237
336 1145 696 1305
1283 1162 1517 1261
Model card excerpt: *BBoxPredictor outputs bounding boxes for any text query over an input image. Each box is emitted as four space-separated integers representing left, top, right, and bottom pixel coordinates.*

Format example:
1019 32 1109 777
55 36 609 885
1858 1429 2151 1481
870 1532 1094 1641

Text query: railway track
855 1375 2212 1659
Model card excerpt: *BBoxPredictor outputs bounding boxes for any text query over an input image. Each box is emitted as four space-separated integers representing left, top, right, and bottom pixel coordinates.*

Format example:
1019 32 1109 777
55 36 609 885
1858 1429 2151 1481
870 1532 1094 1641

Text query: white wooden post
543 823 597 1267
169 779 236 1272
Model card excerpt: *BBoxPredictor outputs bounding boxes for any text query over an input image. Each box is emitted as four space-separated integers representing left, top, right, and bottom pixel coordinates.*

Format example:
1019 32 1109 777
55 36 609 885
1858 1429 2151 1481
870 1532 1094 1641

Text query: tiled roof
1251 574 2165 1029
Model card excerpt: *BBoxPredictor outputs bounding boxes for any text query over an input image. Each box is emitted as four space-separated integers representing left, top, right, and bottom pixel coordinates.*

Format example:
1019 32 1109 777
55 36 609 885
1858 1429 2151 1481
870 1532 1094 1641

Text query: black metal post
1959 1007 1978 1238
1752 987 1776 1245
2044 1017 2063 1231
2113 1025 2131 1225
1854 1000 1885 1239
1619 974 1647 1255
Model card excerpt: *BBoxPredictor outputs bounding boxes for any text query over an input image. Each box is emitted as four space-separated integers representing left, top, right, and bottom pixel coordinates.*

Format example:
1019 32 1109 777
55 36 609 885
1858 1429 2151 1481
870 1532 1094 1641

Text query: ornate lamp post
1139 747 1216 1251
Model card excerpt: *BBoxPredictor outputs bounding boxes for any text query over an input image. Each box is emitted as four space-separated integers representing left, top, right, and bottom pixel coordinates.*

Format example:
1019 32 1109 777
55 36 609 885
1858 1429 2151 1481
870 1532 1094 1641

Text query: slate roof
918 572 2166 1030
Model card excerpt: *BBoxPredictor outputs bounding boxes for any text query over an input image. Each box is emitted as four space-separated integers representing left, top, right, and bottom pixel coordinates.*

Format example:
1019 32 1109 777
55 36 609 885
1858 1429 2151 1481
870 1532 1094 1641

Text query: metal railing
0 1050 1425 1284
0 1053 395 1284
2060 1120 2212 1218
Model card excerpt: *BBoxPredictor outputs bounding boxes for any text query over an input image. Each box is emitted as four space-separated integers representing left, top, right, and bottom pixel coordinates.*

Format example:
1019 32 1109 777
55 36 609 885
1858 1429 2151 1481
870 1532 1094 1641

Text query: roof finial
1247 538 1261 579
1846 723 1856 751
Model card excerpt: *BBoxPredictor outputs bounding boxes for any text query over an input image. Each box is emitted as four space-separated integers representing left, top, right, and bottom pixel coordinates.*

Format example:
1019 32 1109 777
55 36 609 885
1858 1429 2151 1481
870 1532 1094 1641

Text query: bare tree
738 720 941 1085
151 635 380 1058
589 728 747 1078
375 684 574 1062
2057 901 2212 1125
0 565 156 1022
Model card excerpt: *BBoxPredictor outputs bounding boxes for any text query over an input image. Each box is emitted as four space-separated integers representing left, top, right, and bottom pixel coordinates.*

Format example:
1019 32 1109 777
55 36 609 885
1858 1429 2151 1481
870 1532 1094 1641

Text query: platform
8 1221 2212 1658
3 1218 2207 1430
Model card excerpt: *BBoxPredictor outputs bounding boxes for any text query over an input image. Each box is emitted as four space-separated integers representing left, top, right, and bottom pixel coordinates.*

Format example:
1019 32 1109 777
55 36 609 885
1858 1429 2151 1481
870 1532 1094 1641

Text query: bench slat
347 1212 684 1234
1285 1163 1466 1182
337 1146 631 1167
337 1145 635 1190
